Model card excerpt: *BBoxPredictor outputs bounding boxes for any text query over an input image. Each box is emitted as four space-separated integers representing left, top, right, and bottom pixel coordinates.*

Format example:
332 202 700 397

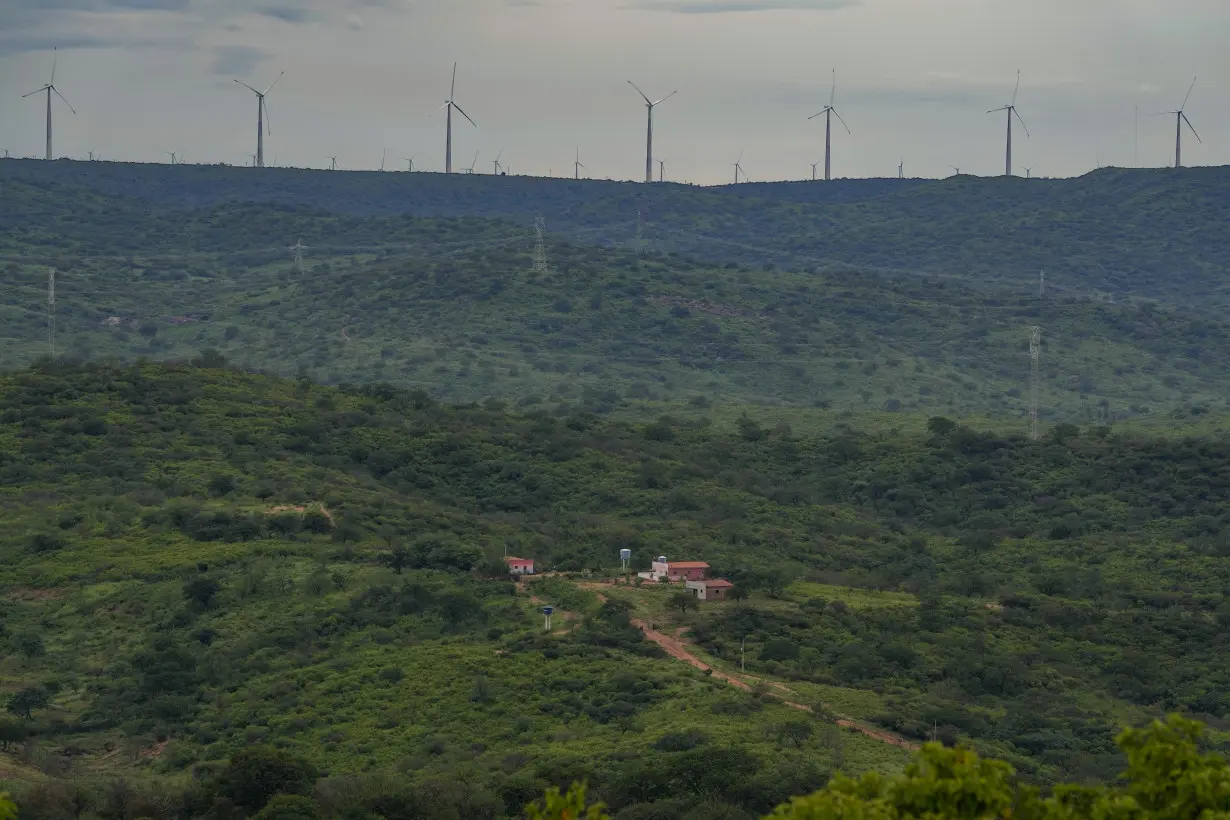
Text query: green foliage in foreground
531 717 1230 819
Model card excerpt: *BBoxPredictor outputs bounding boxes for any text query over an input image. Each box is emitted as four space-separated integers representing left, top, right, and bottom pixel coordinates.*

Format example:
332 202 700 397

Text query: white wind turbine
23 48 76 161
234 72 283 168
628 81 676 183
492 149 504 175
808 69 849 181
732 149 747 184
987 70 1029 177
574 147 587 179
402 155 416 172
437 63 477 173
463 150 479 174
1160 77 1200 169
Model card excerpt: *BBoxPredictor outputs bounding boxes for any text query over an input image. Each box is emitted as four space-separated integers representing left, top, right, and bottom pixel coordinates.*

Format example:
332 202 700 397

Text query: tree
669 592 697 612
250 794 319 820
6 686 50 719
0 792 14 820
525 782 609 820
0 719 27 751
776 721 814 749
13 632 45 659
382 546 410 575
183 577 221 609
217 746 319 813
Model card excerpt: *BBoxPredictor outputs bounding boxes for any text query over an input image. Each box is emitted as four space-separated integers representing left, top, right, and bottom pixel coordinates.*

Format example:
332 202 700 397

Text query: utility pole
1029 326 1042 440
532 217 548 272
47 268 57 359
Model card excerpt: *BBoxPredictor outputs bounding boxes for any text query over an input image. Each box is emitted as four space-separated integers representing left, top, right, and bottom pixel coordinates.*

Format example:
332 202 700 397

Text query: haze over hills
3 173 1230 424
4 160 1230 315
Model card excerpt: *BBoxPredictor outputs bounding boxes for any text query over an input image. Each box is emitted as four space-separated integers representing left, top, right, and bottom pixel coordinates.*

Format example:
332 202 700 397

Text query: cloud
210 45 271 76
626 0 857 12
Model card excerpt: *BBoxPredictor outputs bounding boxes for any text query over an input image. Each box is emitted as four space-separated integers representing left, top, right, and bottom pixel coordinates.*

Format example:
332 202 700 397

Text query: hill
5 362 1230 816
4 159 1230 314
3 181 1230 423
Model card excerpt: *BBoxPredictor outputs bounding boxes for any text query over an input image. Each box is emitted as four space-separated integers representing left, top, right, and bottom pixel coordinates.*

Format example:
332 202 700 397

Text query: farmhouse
639 556 710 582
504 556 535 575
685 579 734 601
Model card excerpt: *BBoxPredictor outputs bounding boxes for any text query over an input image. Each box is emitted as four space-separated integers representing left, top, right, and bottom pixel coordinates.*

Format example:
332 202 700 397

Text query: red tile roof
703 579 734 588
504 557 533 564
668 561 710 569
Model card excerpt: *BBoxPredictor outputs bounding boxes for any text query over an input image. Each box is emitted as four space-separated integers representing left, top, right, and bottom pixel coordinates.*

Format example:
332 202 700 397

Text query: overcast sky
1 0 1228 183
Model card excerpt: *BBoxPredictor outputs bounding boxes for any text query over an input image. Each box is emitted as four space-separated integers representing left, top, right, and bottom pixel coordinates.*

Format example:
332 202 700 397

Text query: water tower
619 549 632 574
542 606 554 631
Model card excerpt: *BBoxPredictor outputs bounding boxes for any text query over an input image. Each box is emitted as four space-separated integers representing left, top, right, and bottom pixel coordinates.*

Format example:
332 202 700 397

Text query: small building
686 579 734 601
504 556 535 575
642 556 709 582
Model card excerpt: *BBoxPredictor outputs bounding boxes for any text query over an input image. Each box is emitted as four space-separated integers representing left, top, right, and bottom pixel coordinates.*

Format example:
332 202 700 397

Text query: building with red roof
686 579 734 601
504 556 535 575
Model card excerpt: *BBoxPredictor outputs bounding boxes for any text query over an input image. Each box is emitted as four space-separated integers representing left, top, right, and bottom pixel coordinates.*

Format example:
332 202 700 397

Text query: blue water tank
542 606 554 615
619 549 632 561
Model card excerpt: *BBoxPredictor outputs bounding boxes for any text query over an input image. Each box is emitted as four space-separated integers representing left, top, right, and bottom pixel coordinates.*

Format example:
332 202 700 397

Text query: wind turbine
463 150 479 174
898 159 904 179
402 155 415 172
732 149 746 184
327 156 338 170
574 147 586 179
1 149 10 159
234 71 282 168
950 165 961 176
492 149 504 175
810 160 821 181
808 69 849 182
657 159 665 182
1160 77 1200 169
987 70 1029 177
628 81 676 184
380 149 387 171
1024 166 1032 179
165 151 183 165
22 48 75 161
437 62 477 173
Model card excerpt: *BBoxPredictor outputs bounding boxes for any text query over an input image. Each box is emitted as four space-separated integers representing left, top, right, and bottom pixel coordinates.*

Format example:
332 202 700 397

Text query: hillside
3 182 1230 423
4 362 1230 816
4 160 1230 313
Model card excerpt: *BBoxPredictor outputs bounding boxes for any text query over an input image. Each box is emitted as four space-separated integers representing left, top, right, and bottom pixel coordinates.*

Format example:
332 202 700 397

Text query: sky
1 0 1228 183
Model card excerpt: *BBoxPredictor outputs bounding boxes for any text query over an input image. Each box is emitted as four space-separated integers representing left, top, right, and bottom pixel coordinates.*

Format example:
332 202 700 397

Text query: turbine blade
1013 108 1030 138
53 86 76 115
263 98 272 135
1183 112 1202 143
807 111 826 120
833 109 851 134
263 71 284 95
829 67 836 108
987 106 1009 114
432 102 449 116
452 103 477 127
652 90 678 106
736 148 743 164
1011 69 1021 106
235 80 260 94
22 86 49 98
451 62 457 99
627 80 652 105
1181 75 1197 111
51 48 58 85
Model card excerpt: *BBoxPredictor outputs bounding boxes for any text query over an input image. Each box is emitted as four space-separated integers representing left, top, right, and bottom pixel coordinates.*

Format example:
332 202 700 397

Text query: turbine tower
732 149 746 184
658 159 665 182
402 156 415 172
437 62 477 173
898 159 904 179
492 150 504 175
1162 77 1200 169
987 70 1029 177
234 72 282 168
628 81 676 184
22 49 75 161
328 156 338 170
808 69 849 181
574 147 587 179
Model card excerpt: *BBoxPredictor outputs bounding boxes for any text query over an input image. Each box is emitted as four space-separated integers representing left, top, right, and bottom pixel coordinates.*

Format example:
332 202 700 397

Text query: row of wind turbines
15 52 1209 181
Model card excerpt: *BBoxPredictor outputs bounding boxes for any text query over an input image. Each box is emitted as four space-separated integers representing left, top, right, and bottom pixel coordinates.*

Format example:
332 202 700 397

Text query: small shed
505 556 535 575
686 579 734 601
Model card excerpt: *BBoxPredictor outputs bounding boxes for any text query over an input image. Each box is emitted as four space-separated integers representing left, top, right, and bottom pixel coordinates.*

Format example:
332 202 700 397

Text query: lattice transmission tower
47 267 57 359
288 238 309 273
1029 326 1042 440
532 216 548 272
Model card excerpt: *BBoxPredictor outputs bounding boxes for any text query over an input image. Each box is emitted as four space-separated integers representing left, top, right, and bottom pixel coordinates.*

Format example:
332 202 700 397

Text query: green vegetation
4 175 1230 421
3 361 1230 817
